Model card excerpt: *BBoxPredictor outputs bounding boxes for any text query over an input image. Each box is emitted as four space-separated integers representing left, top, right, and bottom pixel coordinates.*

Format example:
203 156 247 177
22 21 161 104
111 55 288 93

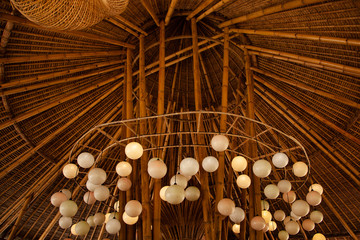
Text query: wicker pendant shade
10 0 129 30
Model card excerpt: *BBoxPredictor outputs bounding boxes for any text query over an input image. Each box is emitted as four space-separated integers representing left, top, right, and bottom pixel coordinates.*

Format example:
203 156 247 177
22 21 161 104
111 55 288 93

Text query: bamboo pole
187 0 216 20
0 13 135 48
140 0 160 26
106 18 139 37
153 20 165 240
197 0 234 22
230 28 360 47
219 0 326 28
113 16 148 36
8 194 32 240
165 0 179 25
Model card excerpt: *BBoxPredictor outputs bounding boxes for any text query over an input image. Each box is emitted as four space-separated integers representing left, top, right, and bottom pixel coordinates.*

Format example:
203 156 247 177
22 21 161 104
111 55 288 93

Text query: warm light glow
51 192 67 207
180 158 199 176
116 161 132 177
170 174 188 189
122 212 139 225
125 142 143 160
236 174 251 189
160 186 169 201
272 152 289 168
313 233 326 240
268 221 277 231
278 230 289 240
292 162 308 177
262 210 272 224
231 156 247 172
232 224 240 233
253 160 272 178
63 164 78 179
148 159 167 179
125 200 142 217
210 135 229 151
309 184 323 195
202 156 219 172
185 186 200 201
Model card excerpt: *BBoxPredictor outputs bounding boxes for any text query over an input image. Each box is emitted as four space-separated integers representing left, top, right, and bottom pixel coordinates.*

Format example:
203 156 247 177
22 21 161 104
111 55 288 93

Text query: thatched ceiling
0 0 359 239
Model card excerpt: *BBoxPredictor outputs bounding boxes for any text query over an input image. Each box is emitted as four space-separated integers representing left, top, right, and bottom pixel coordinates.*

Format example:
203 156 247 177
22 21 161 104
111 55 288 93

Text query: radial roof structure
0 0 359 239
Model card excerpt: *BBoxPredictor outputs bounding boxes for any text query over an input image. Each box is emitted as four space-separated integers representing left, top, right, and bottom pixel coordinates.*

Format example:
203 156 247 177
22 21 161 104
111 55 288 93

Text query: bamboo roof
0 0 359 239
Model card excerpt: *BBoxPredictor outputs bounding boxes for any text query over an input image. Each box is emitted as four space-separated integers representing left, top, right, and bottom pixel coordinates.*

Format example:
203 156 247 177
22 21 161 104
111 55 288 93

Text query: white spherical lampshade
274 210 286 221
83 191 96 204
170 174 188 189
148 159 167 179
75 221 90 236
165 185 185 204
125 142 143 160
231 156 247 172
262 210 272 223
264 184 280 199
253 160 272 178
217 198 235 216
88 168 107 185
61 189 72 199
302 219 315 231
160 186 169 201
262 224 269 233
116 161 132 177
268 221 277 231
93 212 105 225
122 212 138 225
278 230 289 240
293 162 308 177
87 216 95 227
236 174 251 189
232 224 240 234
77 152 94 168
71 224 77 235
283 191 297 203
125 200 142 217
94 185 110 201
292 200 310 217
290 211 301 220
313 233 326 240
106 219 121 234
51 192 67 207
117 178 132 191
272 152 289 168
63 164 78 179
285 220 300 235
86 181 100 192
202 156 219 172
105 212 120 223
278 180 292 193
261 200 269 211
309 184 323 195
230 207 245 223
211 135 229 151
283 216 292 225
306 191 322 206
185 186 200 201
180 158 199 176
59 216 72 229
59 200 78 217
310 211 323 224
250 216 266 231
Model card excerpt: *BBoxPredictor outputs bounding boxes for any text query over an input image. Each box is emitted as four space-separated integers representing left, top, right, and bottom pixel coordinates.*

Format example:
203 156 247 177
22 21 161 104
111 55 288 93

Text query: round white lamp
253 160 271 178
170 174 188 189
217 198 235 216
148 159 167 179
125 142 143 160
94 185 110 201
278 230 289 240
122 212 138 225
313 233 326 240
125 200 142 217
75 221 90 236
229 207 245 223
231 156 247 172
61 189 71 199
264 184 280 199
180 158 199 176
83 191 96 204
160 186 169 201
59 200 78 217
211 135 229 151
292 200 310 217
261 200 269 211
86 181 100 192
302 219 315 231
310 211 323 224
117 178 132 191
306 191 322 206
202 156 219 172
77 152 94 168
87 216 95 227
293 162 308 177
185 186 200 201
165 184 185 204
116 161 132 177
272 152 289 168
106 219 121 234
63 164 78 179
93 212 105 225
285 220 300 235
309 184 323 195
274 210 286 221
51 192 68 207
59 216 72 229
268 221 277 231
232 224 240 234
278 180 292 193
236 174 251 189
88 168 107 185
283 191 297 203
262 210 272 224
250 216 266 231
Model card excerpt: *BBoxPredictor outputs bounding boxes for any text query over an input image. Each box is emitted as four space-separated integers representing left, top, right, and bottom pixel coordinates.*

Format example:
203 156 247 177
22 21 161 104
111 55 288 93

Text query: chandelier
50 111 326 240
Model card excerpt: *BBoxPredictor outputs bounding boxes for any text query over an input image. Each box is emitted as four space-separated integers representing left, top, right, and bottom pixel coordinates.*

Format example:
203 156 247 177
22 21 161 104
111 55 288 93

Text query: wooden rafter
140 0 160 26
187 0 216 20
165 0 179 26
197 0 234 22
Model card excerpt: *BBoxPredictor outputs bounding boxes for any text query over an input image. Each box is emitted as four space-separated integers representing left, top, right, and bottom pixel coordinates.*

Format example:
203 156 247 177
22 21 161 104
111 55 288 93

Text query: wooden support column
215 27 229 240
139 34 152 240
191 18 214 240
8 194 32 240
153 20 165 240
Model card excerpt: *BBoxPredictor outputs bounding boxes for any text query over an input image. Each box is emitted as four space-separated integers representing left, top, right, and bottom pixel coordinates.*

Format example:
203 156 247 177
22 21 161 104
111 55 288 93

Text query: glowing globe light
309 184 323 195
274 210 286 221
93 212 105 225
71 224 77 235
59 200 78 217
202 156 219 172
114 201 120 211
59 216 72 229
262 210 272 224
105 212 120 223
232 224 240 233
278 180 292 193
306 191 322 206
250 216 266 231
185 186 200 201
116 161 132 177
283 191 296 203
290 211 301 220
293 162 308 177
231 156 247 172
292 200 310 217
86 181 100 192
125 142 143 160
88 168 107 185
285 220 300 235
310 211 323 224
61 189 71 199
264 184 280 199
77 152 94 168
125 200 142 217
117 177 132 191
87 216 95 227
211 135 229 152
51 192 67 207
236 174 251 189
165 184 185 204
268 221 277 231
261 200 269 211
160 186 169 201
106 219 121 234
170 174 188 189
122 212 138 225
94 185 110 201
278 230 289 240
313 233 326 240
75 221 90 236
180 158 199 176
302 219 315 231
148 159 167 179
217 198 235 216
253 160 271 178
283 216 292 225
262 224 269 233
229 207 245 223
63 164 78 179
83 191 96 205
272 152 289 168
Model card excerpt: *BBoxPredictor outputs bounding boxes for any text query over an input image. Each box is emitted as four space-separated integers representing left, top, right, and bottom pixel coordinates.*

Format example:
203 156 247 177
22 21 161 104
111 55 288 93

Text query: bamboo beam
106 18 139 37
230 28 360 47
0 13 135 48
140 0 160 26
165 0 179 25
8 194 32 240
251 68 360 109
219 0 326 28
197 0 234 22
187 0 216 20
113 16 148 36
